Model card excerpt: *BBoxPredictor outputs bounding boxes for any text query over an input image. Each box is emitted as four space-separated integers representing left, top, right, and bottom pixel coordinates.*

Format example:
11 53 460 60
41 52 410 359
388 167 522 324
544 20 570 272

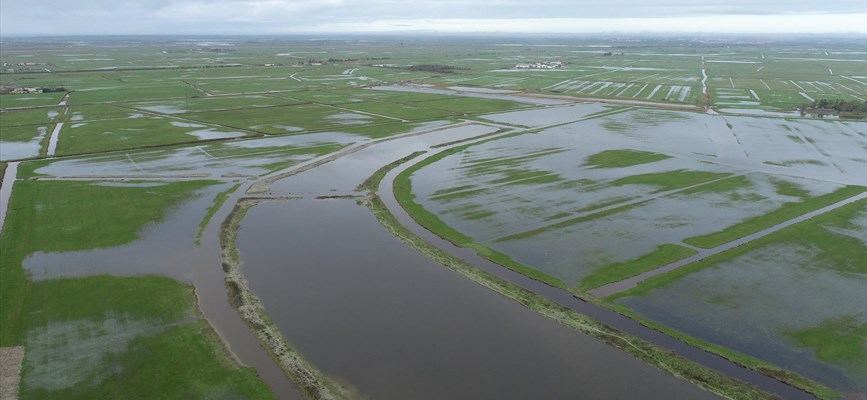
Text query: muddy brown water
237 199 719 400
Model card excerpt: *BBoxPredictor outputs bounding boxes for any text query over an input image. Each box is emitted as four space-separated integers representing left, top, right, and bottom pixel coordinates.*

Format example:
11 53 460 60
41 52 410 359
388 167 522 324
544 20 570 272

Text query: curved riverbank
220 198 347 400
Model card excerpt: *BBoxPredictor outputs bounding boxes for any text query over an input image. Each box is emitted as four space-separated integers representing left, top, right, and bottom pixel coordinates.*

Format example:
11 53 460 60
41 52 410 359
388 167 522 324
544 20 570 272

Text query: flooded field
236 199 718 400
3 36 865 400
406 104 866 394
617 200 867 394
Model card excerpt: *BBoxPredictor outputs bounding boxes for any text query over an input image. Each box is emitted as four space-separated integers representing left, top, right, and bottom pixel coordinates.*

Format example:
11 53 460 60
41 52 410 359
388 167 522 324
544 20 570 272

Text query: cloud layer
2 0 865 35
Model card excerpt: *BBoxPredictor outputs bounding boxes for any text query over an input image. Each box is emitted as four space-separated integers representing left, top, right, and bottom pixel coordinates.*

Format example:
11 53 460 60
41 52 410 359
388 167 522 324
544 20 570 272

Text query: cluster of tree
407 64 457 73
806 99 867 113
800 99 867 118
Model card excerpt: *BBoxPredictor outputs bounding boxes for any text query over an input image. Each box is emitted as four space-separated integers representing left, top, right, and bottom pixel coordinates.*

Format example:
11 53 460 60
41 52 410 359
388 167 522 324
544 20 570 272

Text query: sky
1 0 866 36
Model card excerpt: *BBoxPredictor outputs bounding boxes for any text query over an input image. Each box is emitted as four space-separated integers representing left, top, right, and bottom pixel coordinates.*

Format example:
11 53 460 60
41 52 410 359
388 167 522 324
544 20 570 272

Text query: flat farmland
1 35 865 400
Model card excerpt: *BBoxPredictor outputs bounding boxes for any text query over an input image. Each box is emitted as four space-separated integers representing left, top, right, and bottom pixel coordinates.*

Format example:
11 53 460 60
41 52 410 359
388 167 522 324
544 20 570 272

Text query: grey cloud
1 0 865 35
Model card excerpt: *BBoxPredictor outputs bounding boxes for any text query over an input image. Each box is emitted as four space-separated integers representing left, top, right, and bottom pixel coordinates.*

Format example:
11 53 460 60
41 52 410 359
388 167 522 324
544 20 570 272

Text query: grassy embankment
0 179 274 399
196 182 241 245
220 199 346 400
361 150 781 400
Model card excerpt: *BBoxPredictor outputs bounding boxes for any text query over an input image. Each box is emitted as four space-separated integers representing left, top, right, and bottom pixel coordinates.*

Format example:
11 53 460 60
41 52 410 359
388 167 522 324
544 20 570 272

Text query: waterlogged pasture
184 104 387 134
407 104 866 394
3 36 866 399
57 114 248 155
410 118 852 286
616 200 867 394
19 132 359 178
0 179 276 399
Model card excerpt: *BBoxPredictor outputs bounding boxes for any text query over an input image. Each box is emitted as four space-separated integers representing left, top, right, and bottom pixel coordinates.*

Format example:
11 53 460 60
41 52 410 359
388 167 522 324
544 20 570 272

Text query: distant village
0 85 67 95
3 62 51 73
513 61 565 69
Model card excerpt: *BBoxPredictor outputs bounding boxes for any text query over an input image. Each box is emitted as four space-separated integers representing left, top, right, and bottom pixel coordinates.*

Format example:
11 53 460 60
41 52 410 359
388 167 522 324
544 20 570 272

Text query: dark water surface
238 199 719 400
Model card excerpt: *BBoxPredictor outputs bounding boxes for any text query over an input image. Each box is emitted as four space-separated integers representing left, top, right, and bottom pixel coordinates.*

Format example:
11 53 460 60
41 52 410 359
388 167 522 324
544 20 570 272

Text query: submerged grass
610 170 730 192
494 200 650 243
684 185 867 249
787 316 867 366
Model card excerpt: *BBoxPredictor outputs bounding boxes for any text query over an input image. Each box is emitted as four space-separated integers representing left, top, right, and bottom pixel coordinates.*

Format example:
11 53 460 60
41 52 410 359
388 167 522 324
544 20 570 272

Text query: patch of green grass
0 108 61 128
132 95 305 114
770 178 811 199
0 92 65 108
788 316 867 365
19 276 275 400
583 149 672 169
684 185 867 249
578 244 698 291
21 275 191 330
610 169 730 192
0 125 50 143
57 116 248 155
338 101 454 120
415 97 528 114
185 104 386 134
341 121 438 139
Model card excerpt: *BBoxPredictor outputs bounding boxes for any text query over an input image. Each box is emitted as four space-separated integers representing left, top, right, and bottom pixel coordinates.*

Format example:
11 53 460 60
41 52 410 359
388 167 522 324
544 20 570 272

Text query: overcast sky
1 0 865 36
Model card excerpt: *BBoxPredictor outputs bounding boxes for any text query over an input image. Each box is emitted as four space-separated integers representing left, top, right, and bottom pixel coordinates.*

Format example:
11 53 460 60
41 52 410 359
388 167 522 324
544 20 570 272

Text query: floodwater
237 199 719 400
479 103 609 127
23 132 360 178
619 240 867 393
0 162 19 235
371 85 569 105
268 123 499 195
0 126 48 161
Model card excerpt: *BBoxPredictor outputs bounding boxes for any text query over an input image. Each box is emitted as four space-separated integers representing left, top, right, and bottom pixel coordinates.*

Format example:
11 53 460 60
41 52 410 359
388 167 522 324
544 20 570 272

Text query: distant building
514 61 564 69
9 87 42 94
